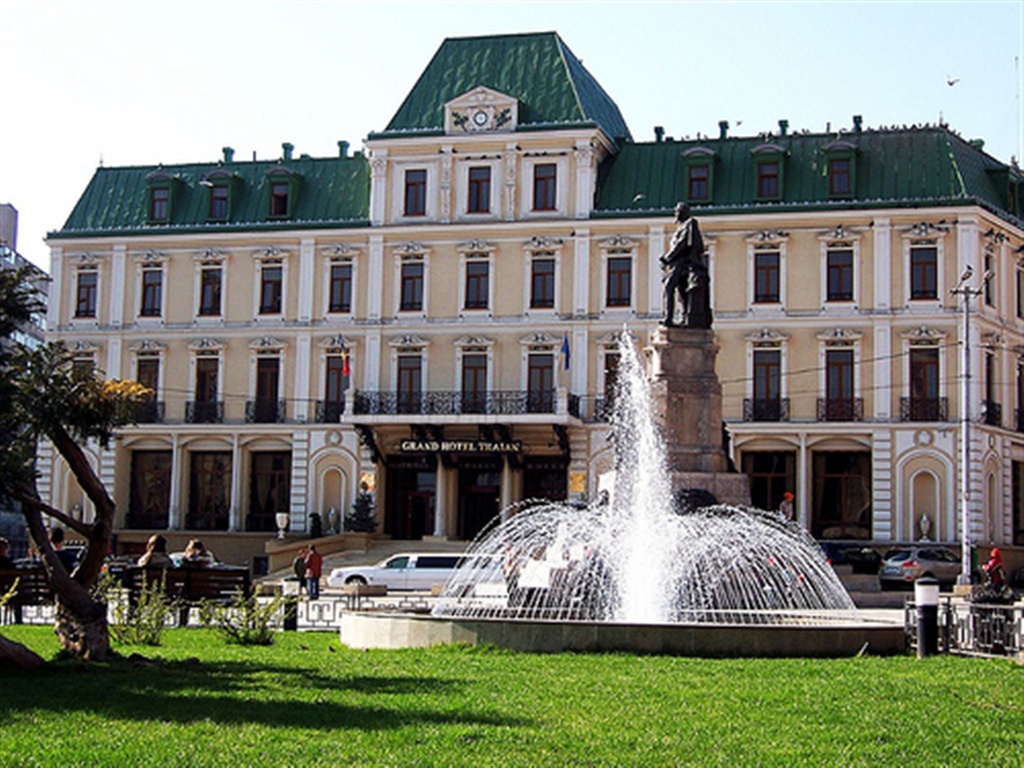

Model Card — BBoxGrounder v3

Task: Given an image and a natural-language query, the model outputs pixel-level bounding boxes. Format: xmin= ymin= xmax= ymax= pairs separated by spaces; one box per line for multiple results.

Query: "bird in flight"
xmin=946 ymin=75 xmax=960 ymax=86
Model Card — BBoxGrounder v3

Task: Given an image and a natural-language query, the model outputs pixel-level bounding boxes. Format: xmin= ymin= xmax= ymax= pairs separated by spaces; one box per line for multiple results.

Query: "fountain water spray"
xmin=434 ymin=335 xmax=857 ymax=625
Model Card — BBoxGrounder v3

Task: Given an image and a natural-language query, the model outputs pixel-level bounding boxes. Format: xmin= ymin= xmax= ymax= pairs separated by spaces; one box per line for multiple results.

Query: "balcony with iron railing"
xmin=132 ymin=398 xmax=165 ymax=424
xmin=816 ymin=397 xmax=863 ymax=422
xmin=742 ymin=398 xmax=790 ymax=422
xmin=246 ymin=399 xmax=287 ymax=424
xmin=315 ymin=399 xmax=346 ymax=423
xmin=353 ymin=390 xmax=558 ymax=417
xmin=982 ymin=400 xmax=1002 ymax=428
xmin=185 ymin=400 xmax=224 ymax=424
xmin=899 ymin=397 xmax=948 ymax=422
xmin=568 ymin=395 xmax=613 ymax=423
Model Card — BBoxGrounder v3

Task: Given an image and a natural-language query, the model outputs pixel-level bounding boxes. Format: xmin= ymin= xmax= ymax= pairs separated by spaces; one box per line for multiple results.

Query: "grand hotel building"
xmin=42 ymin=32 xmax=1024 ymax=566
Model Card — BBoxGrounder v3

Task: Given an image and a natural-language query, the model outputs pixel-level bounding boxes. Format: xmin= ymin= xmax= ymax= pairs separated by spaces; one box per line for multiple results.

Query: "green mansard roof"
xmin=594 ymin=124 xmax=1023 ymax=225
xmin=52 ymin=154 xmax=370 ymax=238
xmin=377 ymin=32 xmax=632 ymax=142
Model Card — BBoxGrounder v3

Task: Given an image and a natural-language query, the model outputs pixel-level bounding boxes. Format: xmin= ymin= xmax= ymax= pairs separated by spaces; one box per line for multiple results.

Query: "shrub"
xmin=108 ymin=573 xmax=177 ymax=646
xmin=204 ymin=590 xmax=284 ymax=646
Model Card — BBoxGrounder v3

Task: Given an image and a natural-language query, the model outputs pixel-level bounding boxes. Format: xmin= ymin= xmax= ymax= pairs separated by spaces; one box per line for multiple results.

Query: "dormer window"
xmin=757 ymin=162 xmax=780 ymax=199
xmin=149 ymin=188 xmax=169 ymax=222
xmin=688 ymin=164 xmax=710 ymax=201
xmin=264 ymin=166 xmax=301 ymax=220
xmin=270 ymin=183 xmax=290 ymax=217
xmin=751 ymin=144 xmax=786 ymax=201
xmin=829 ymin=158 xmax=851 ymax=197
xmin=210 ymin=185 xmax=229 ymax=220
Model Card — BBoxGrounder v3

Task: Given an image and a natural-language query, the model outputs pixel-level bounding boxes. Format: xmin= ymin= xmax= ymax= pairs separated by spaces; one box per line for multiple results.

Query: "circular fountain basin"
xmin=340 ymin=610 xmax=906 ymax=657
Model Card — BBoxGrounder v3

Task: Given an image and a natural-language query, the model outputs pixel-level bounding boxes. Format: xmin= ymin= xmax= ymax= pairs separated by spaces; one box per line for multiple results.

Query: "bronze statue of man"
xmin=660 ymin=202 xmax=712 ymax=329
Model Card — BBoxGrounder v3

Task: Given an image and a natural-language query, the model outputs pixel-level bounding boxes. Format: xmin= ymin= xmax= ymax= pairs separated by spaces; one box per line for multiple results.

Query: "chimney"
xmin=282 ymin=142 xmax=294 ymax=161
xmin=654 ymin=126 xmax=665 ymax=143
xmin=778 ymin=119 xmax=789 ymax=136
xmin=222 ymin=146 xmax=235 ymax=163
xmin=718 ymin=120 xmax=729 ymax=139
xmin=852 ymin=115 xmax=863 ymax=133
xmin=338 ymin=140 xmax=350 ymax=158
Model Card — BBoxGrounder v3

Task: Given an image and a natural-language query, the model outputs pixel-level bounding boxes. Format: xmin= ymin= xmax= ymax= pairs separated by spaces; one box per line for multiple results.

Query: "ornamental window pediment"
xmin=519 ymin=332 xmax=560 ymax=348
xmin=900 ymin=326 xmax=946 ymax=344
xmin=445 ymin=86 xmax=518 ymax=134
xmin=249 ymin=336 xmax=286 ymax=351
xmin=188 ymin=337 xmax=225 ymax=352
xmin=388 ymin=335 xmax=430 ymax=349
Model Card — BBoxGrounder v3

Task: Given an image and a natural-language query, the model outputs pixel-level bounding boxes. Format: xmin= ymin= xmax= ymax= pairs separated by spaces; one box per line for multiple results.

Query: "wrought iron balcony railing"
xmin=982 ymin=400 xmax=1002 ymax=428
xmin=743 ymin=397 xmax=790 ymax=422
xmin=315 ymin=399 xmax=346 ymax=423
xmin=246 ymin=399 xmax=287 ymax=424
xmin=132 ymin=398 xmax=165 ymax=424
xmin=899 ymin=396 xmax=948 ymax=422
xmin=816 ymin=397 xmax=864 ymax=422
xmin=353 ymin=390 xmax=556 ymax=416
xmin=568 ymin=395 xmax=613 ymax=423
xmin=186 ymin=400 xmax=224 ymax=424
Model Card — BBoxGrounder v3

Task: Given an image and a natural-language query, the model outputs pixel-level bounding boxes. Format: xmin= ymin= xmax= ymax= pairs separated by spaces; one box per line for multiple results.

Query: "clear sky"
xmin=1 ymin=0 xmax=1020 ymax=270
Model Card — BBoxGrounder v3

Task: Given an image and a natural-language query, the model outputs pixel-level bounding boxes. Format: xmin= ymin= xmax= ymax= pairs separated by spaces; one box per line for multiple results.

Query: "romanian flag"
xmin=561 ymin=332 xmax=570 ymax=371
xmin=341 ymin=347 xmax=351 ymax=377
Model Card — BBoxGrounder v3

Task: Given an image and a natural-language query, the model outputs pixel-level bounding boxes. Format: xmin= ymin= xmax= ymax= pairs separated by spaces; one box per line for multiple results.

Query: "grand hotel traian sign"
xmin=399 ymin=439 xmax=522 ymax=454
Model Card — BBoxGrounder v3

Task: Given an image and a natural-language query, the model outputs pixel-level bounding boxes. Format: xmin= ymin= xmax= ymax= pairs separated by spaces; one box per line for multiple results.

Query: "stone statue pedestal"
xmin=648 ymin=327 xmax=750 ymax=506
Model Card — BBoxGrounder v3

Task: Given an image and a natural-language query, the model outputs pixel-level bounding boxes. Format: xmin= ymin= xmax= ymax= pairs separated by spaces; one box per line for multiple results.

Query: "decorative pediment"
xmin=253 ymin=246 xmax=288 ymax=261
xmin=320 ymin=243 xmax=361 ymax=259
xmin=454 ymin=335 xmax=495 ymax=348
xmin=900 ymin=326 xmax=946 ymax=344
xmin=822 ymin=137 xmax=858 ymax=152
xmin=393 ymin=242 xmax=428 ymax=257
xmin=319 ymin=334 xmax=356 ymax=350
xmin=744 ymin=328 xmax=789 ymax=344
xmin=249 ymin=336 xmax=286 ymax=351
xmin=819 ymin=224 xmax=858 ymax=242
xmin=746 ymin=230 xmax=789 ymax=245
xmin=902 ymin=221 xmax=949 ymax=238
xmin=750 ymin=142 xmax=788 ymax=156
xmin=682 ymin=146 xmax=717 ymax=159
xmin=519 ymin=332 xmax=561 ymax=347
xmin=128 ymin=340 xmax=166 ymax=352
xmin=457 ymin=239 xmax=494 ymax=254
xmin=193 ymin=248 xmax=228 ymax=263
xmin=599 ymin=235 xmax=637 ymax=250
xmin=445 ymin=86 xmax=518 ymax=134
xmin=524 ymin=236 xmax=564 ymax=252
xmin=596 ymin=330 xmax=635 ymax=347
xmin=66 ymin=251 xmax=106 ymax=265
xmin=188 ymin=337 xmax=225 ymax=351
xmin=71 ymin=340 xmax=101 ymax=353
xmin=388 ymin=335 xmax=430 ymax=349
xmin=816 ymin=327 xmax=863 ymax=344
xmin=132 ymin=249 xmax=167 ymax=264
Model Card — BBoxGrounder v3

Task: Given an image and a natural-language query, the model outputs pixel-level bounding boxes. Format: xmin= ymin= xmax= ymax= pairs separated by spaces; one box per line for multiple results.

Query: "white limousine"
xmin=326 ymin=553 xmax=467 ymax=591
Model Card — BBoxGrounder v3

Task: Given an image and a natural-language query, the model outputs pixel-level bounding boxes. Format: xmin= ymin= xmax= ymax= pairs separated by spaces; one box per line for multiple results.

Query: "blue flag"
xmin=561 ymin=332 xmax=570 ymax=370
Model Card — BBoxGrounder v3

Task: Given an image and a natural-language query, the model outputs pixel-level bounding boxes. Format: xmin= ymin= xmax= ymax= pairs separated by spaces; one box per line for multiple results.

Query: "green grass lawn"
xmin=1 ymin=626 xmax=1021 ymax=767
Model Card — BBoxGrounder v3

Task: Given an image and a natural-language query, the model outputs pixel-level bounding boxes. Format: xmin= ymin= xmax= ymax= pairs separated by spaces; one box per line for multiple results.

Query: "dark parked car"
xmin=820 ymin=542 xmax=882 ymax=574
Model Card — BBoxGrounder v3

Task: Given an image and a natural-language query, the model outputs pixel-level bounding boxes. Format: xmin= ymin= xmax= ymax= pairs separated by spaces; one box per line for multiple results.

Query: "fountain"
xmin=341 ymin=208 xmax=903 ymax=654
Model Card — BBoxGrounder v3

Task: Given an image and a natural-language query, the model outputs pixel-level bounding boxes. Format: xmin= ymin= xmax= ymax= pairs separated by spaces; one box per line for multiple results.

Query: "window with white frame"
xmin=139 ymin=263 xmax=164 ymax=318
xmin=329 ymin=261 xmax=353 ymax=313
xmin=75 ymin=265 xmax=99 ymax=318
xmin=463 ymin=256 xmax=490 ymax=310
xmin=754 ymin=248 xmax=781 ymax=303
xmin=909 ymin=242 xmax=938 ymax=300
xmin=825 ymin=244 xmax=855 ymax=302
xmin=521 ymin=157 xmax=567 ymax=217
xmin=604 ymin=248 xmax=633 ymax=309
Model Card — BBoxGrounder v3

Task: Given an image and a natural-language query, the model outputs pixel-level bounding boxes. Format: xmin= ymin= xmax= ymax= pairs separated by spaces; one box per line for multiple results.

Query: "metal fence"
xmin=904 ymin=597 xmax=1023 ymax=657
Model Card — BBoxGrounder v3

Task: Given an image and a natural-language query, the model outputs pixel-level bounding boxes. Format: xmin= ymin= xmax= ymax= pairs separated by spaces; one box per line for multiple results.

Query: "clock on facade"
xmin=472 ymin=110 xmax=489 ymax=127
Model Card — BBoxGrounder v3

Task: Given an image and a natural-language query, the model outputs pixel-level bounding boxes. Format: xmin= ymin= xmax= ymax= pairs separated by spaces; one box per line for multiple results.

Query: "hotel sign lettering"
xmin=399 ymin=439 xmax=522 ymax=454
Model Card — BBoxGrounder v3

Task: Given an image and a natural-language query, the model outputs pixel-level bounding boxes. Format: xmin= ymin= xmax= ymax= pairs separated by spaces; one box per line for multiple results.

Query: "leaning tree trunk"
xmin=53 ymin=594 xmax=110 ymax=661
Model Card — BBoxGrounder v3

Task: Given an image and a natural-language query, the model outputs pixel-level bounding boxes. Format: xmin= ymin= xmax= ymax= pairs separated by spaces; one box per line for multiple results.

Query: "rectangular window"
xmin=530 ymin=257 xmax=555 ymax=309
xmin=140 ymin=267 xmax=163 ymax=317
xmin=533 ymin=163 xmax=557 ymax=211
xmin=270 ymin=183 xmax=290 ymax=217
xmin=400 ymin=261 xmax=424 ymax=312
xmin=209 ymin=186 xmax=229 ymax=220
xmin=907 ymin=347 xmax=941 ymax=420
xmin=329 ymin=263 xmax=352 ymax=313
xmin=135 ymin=355 xmax=161 ymax=422
xmin=829 ymin=158 xmax=851 ymax=197
xmin=324 ymin=354 xmax=348 ymax=416
xmin=811 ymin=451 xmax=872 ymax=540
xmin=199 ymin=266 xmax=222 ymax=316
xmin=742 ymin=451 xmax=796 ymax=513
xmin=826 ymin=248 xmax=854 ymax=301
xmin=128 ymin=451 xmax=171 ymax=530
xmin=606 ymin=255 xmax=632 ymax=307
xmin=754 ymin=251 xmax=780 ymax=303
xmin=757 ymin=162 xmax=779 ymax=199
xmin=196 ymin=356 xmax=218 ymax=403
xmin=687 ymin=164 xmax=709 ymax=201
xmin=248 ymin=452 xmax=291 ymax=532
xmin=187 ymin=451 xmax=231 ymax=531
xmin=72 ymin=355 xmax=95 ymax=378
xmin=822 ymin=348 xmax=858 ymax=421
xmin=464 ymin=260 xmax=489 ymax=310
xmin=397 ymin=355 xmax=422 ymax=414
xmin=75 ymin=268 xmax=98 ymax=318
xmin=150 ymin=187 xmax=169 ymax=222
xmin=753 ymin=349 xmax=781 ymax=403
xmin=984 ymin=251 xmax=995 ymax=307
xmin=259 ymin=264 xmax=283 ymax=314
xmin=527 ymin=353 xmax=555 ymax=413
xmin=1017 ymin=270 xmax=1024 ymax=319
xmin=910 ymin=245 xmax=938 ymax=299
xmin=461 ymin=353 xmax=488 ymax=413
xmin=404 ymin=169 xmax=426 ymax=216
xmin=250 ymin=357 xmax=281 ymax=423
xmin=467 ymin=167 xmax=491 ymax=213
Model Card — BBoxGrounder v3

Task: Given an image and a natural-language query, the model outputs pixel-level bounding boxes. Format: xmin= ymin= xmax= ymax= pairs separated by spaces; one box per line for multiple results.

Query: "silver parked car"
xmin=879 ymin=546 xmax=962 ymax=589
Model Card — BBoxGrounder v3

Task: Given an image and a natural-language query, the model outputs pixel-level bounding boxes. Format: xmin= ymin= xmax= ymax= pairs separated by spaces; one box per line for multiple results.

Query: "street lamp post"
xmin=950 ymin=267 xmax=992 ymax=586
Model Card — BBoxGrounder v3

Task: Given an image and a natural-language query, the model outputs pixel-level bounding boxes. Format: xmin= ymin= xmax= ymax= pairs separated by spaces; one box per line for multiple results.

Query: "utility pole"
xmin=950 ymin=266 xmax=992 ymax=586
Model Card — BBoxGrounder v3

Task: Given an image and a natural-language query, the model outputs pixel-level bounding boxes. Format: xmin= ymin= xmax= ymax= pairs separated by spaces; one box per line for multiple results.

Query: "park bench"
xmin=124 ymin=565 xmax=251 ymax=626
xmin=0 ymin=566 xmax=54 ymax=624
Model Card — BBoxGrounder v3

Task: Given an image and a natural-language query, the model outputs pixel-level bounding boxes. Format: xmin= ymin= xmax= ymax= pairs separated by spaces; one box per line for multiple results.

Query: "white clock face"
xmin=473 ymin=110 xmax=489 ymax=127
